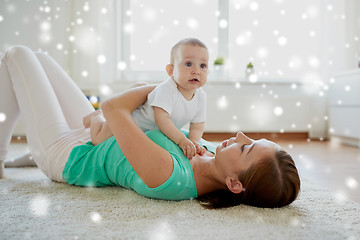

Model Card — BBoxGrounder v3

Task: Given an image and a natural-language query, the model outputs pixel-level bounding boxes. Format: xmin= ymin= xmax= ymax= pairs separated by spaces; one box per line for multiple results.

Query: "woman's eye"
xmin=185 ymin=62 xmax=192 ymax=67
xmin=241 ymin=144 xmax=246 ymax=152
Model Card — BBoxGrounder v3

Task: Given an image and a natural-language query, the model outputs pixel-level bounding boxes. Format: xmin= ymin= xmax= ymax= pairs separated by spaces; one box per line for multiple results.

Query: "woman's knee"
xmin=4 ymin=45 xmax=33 ymax=61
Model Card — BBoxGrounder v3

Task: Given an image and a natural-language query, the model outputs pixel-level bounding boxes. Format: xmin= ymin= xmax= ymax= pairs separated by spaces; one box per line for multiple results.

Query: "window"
xmin=119 ymin=0 xmax=218 ymax=81
xmin=228 ymin=0 xmax=323 ymax=80
xmin=117 ymin=0 xmax=345 ymax=82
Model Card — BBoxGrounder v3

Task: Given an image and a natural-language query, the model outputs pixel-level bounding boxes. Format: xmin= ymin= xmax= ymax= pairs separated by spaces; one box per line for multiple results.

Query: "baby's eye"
xmin=185 ymin=62 xmax=192 ymax=67
xmin=200 ymin=63 xmax=207 ymax=69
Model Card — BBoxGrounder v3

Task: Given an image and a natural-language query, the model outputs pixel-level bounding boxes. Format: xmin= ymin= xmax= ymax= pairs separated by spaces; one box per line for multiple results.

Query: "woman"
xmin=0 ymin=46 xmax=300 ymax=209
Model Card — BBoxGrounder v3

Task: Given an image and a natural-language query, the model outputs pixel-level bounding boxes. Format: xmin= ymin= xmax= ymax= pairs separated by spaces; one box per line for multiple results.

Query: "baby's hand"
xmin=178 ymin=138 xmax=196 ymax=160
xmin=193 ymin=142 xmax=206 ymax=156
xmin=83 ymin=110 xmax=103 ymax=128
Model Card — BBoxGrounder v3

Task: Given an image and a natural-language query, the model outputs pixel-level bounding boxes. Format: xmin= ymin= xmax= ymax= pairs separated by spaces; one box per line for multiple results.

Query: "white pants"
xmin=0 ymin=46 xmax=94 ymax=182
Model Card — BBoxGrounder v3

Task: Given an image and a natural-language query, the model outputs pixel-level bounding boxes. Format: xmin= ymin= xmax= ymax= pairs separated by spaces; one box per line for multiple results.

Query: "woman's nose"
xmin=235 ymin=132 xmax=253 ymax=144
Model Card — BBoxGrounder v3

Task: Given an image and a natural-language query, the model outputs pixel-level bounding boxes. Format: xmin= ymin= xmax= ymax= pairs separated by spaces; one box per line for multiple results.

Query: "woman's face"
xmin=215 ymin=132 xmax=279 ymax=178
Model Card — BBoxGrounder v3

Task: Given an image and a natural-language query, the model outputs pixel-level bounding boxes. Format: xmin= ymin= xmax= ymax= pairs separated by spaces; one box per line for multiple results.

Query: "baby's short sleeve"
xmin=147 ymin=79 xmax=177 ymax=115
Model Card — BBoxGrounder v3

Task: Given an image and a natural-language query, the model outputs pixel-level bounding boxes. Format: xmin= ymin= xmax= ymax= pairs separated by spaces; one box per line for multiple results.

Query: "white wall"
xmin=0 ymin=1 xmax=71 ymax=70
xmin=79 ymin=79 xmax=327 ymax=139
xmin=0 ymin=1 xmax=72 ymax=135
xmin=0 ymin=0 xmax=358 ymax=139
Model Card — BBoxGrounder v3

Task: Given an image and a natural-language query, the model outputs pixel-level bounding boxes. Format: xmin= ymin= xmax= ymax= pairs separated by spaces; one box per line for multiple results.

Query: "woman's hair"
xmin=170 ymin=38 xmax=208 ymax=64
xmin=198 ymin=149 xmax=300 ymax=209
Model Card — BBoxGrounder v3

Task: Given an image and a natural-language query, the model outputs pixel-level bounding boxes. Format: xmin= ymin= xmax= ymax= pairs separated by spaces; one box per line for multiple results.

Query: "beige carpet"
xmin=1 ymin=167 xmax=359 ymax=240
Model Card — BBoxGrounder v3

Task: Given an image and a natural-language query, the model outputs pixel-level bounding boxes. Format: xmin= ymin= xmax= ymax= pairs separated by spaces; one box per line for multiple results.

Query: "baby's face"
xmin=171 ymin=44 xmax=209 ymax=93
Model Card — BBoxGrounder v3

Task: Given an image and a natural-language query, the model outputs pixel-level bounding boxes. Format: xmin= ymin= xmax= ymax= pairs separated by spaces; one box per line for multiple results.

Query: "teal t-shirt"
xmin=62 ymin=130 xmax=217 ymax=201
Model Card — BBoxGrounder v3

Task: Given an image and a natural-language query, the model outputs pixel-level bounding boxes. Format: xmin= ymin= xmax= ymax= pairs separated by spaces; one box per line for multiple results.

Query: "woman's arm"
xmin=83 ymin=83 xmax=152 ymax=146
xmin=101 ymin=85 xmax=174 ymax=188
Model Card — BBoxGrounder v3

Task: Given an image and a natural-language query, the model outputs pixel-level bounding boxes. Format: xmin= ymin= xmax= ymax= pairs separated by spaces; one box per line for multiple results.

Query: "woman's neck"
xmin=190 ymin=154 xmax=226 ymax=196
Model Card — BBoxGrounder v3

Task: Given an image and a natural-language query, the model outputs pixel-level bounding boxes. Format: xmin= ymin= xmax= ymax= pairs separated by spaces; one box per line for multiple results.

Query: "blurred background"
xmin=1 ymin=0 xmax=360 ymax=145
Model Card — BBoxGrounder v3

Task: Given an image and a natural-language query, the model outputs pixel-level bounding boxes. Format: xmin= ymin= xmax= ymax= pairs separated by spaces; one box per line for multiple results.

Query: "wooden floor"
xmin=278 ymin=139 xmax=360 ymax=204
xmin=9 ymin=133 xmax=360 ymax=203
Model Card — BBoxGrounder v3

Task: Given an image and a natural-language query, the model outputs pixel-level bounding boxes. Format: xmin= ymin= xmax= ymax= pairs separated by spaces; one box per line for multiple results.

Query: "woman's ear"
xmin=225 ymin=177 xmax=243 ymax=194
xmin=166 ymin=64 xmax=174 ymax=76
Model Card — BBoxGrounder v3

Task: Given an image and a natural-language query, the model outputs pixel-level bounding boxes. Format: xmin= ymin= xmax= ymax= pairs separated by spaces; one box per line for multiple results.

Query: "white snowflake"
xmin=40 ymin=21 xmax=51 ymax=31
xmin=83 ymin=3 xmax=90 ymax=12
xmin=219 ymin=19 xmax=228 ymax=28
xmin=345 ymin=177 xmax=358 ymax=190
xmin=117 ymin=61 xmax=127 ymax=71
xmin=217 ymin=96 xmax=228 ymax=109
xmin=256 ymin=47 xmax=268 ymax=58
xmin=273 ymin=106 xmax=283 ymax=116
xmin=97 ymin=55 xmax=106 ymax=64
xmin=143 ymin=8 xmax=156 ymax=21
xmin=56 ymin=43 xmax=63 ymax=50
xmin=187 ymin=18 xmax=199 ymax=29
xmin=308 ymin=56 xmax=320 ymax=68
xmin=29 ymin=195 xmax=50 ymax=216
xmin=248 ymin=74 xmax=258 ymax=83
xmin=0 ymin=113 xmax=6 ymax=122
xmin=81 ymin=71 xmax=88 ymax=77
xmin=123 ymin=23 xmax=134 ymax=33
xmin=99 ymin=84 xmax=112 ymax=96
xmin=249 ymin=2 xmax=259 ymax=11
xmin=278 ymin=36 xmax=287 ymax=46
xmin=90 ymin=212 xmax=102 ymax=223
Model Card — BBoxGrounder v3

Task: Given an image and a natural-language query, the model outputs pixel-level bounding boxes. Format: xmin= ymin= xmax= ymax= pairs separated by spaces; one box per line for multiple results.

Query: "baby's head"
xmin=169 ymin=38 xmax=208 ymax=65
xmin=166 ymin=38 xmax=209 ymax=96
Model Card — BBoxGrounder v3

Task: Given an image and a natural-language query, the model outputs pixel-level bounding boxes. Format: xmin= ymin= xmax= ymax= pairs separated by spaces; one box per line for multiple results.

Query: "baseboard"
xmin=202 ymin=132 xmax=309 ymax=142
xmin=12 ymin=132 xmax=310 ymax=143
xmin=11 ymin=136 xmax=27 ymax=143
xmin=330 ymin=135 xmax=360 ymax=148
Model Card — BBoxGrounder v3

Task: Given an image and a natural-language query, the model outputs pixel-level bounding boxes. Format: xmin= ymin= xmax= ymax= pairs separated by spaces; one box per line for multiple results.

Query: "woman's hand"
xmin=83 ymin=109 xmax=112 ymax=145
xmin=83 ymin=109 xmax=103 ymax=128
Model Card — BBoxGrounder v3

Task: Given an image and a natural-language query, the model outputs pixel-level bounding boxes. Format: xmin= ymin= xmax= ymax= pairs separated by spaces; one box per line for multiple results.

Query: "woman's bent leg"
xmin=35 ymin=52 xmax=95 ymax=129
xmin=1 ymin=51 xmax=94 ymax=172
xmin=0 ymin=59 xmax=20 ymax=178
xmin=0 ymin=46 xmax=87 ymax=181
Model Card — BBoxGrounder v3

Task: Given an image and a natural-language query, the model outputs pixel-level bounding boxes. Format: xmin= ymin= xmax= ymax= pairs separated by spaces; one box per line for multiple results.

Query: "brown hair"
xmin=170 ymin=38 xmax=208 ymax=64
xmin=198 ymin=149 xmax=300 ymax=209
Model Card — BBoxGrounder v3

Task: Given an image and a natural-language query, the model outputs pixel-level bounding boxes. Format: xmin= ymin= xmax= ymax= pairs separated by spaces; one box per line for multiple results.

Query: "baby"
xmin=85 ymin=38 xmax=209 ymax=160
xmin=132 ymin=38 xmax=209 ymax=159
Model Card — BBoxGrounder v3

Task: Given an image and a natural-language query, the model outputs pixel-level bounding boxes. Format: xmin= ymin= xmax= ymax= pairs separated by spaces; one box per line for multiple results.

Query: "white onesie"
xmin=132 ymin=78 xmax=206 ymax=132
